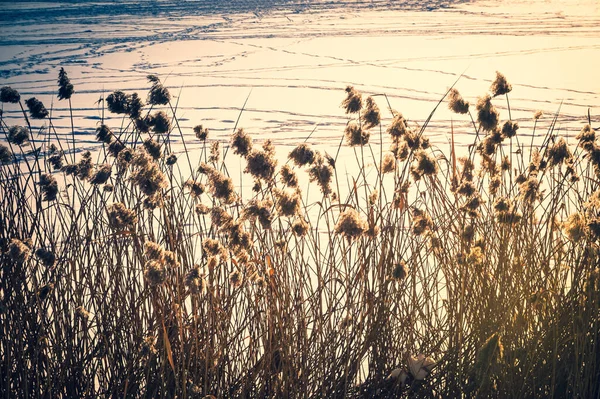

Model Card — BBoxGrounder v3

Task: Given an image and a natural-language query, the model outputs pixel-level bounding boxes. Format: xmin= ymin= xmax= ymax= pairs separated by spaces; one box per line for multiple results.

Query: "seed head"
xmin=381 ymin=152 xmax=396 ymax=174
xmin=148 ymin=111 xmax=171 ymax=134
xmin=361 ymin=96 xmax=381 ymax=129
xmin=548 ymin=137 xmax=571 ymax=167
xmin=166 ymin=154 xmax=177 ymax=165
xmin=229 ymin=268 xmax=244 ymax=289
xmin=25 ymin=97 xmax=49 ymax=119
xmin=211 ymin=207 xmax=233 ymax=229
xmin=209 ymin=141 xmax=221 ymax=164
xmin=501 ymin=120 xmax=519 ymax=139
xmin=476 ymin=94 xmax=499 ymax=132
xmin=519 ymin=176 xmax=540 ymax=203
xmin=107 ymin=202 xmax=137 ymax=231
xmin=308 ymin=152 xmax=333 ymax=195
xmin=490 ymin=71 xmax=512 ymax=97
xmin=231 ymin=128 xmax=253 ymax=157
xmin=194 ymin=125 xmax=209 ymax=141
xmin=292 ymin=217 xmax=309 ymax=236
xmin=195 ymin=203 xmax=210 ymax=215
xmin=534 ymin=110 xmax=543 ymax=120
xmin=411 ymin=150 xmax=438 ymax=181
xmin=144 ymin=260 xmax=166 ymax=286
xmin=8 ymin=126 xmax=29 ymax=146
xmin=242 ymin=198 xmax=273 ymax=229
xmin=206 ymin=168 xmax=236 ymax=204
xmin=57 ymin=67 xmax=74 ymax=100
xmin=106 ymin=91 xmax=129 ymax=114
xmin=75 ymin=306 xmax=90 ymax=321
xmin=274 ymin=188 xmax=301 ymax=217
xmin=342 ymin=85 xmax=362 ymax=114
xmin=0 ymin=144 xmax=13 ymax=164
xmin=411 ymin=208 xmax=433 ymax=236
xmin=144 ymin=241 xmax=164 ymax=261
xmin=245 ymin=148 xmax=277 ymax=181
xmin=387 ymin=113 xmax=408 ymax=138
xmin=39 ymin=173 xmax=58 ymax=201
xmin=185 ymin=265 xmax=206 ymax=295
xmin=77 ymin=151 xmax=93 ymax=181
xmin=90 ymin=164 xmax=112 ymax=185
xmin=7 ymin=238 xmax=31 ymax=264
xmin=95 ymin=124 xmax=112 ymax=144
xmin=280 ymin=164 xmax=298 ymax=187
xmin=184 ymin=179 xmax=205 ymax=198
xmin=564 ymin=212 xmax=586 ymax=242
xmin=289 ymin=143 xmax=315 ymax=167
xmin=344 ymin=122 xmax=370 ymax=146
xmin=447 ymin=88 xmax=470 ymax=114
xmin=202 ymin=238 xmax=228 ymax=260
xmin=335 ymin=208 xmax=367 ymax=241
xmin=147 ymin=77 xmax=171 ymax=105
xmin=392 ymin=261 xmax=408 ymax=280
xmin=108 ymin=140 xmax=125 ymax=158
xmin=0 ymin=86 xmax=20 ymax=103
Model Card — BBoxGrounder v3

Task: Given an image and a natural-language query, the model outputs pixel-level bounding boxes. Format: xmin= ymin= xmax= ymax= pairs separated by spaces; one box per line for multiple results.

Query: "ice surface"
xmin=0 ymin=0 xmax=599 ymax=158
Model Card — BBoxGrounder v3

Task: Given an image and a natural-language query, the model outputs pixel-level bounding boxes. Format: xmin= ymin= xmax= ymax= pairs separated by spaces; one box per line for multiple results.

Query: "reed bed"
xmin=0 ymin=70 xmax=599 ymax=398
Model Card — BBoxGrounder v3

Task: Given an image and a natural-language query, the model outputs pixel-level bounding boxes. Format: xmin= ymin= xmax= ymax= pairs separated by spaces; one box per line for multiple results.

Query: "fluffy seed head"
xmin=57 ymin=67 xmax=74 ymax=100
xmin=564 ymin=212 xmax=586 ymax=242
xmin=0 ymin=144 xmax=13 ymax=164
xmin=335 ymin=208 xmax=367 ymax=240
xmin=280 ymin=164 xmax=298 ymax=187
xmin=194 ymin=125 xmax=209 ymax=141
xmin=476 ymin=94 xmax=499 ymax=132
xmin=106 ymin=91 xmax=129 ymax=114
xmin=289 ymin=144 xmax=315 ymax=167
xmin=490 ymin=71 xmax=512 ymax=97
xmin=107 ymin=203 xmax=137 ymax=231
xmin=38 ymin=173 xmax=59 ymax=201
xmin=308 ymin=152 xmax=333 ymax=195
xmin=447 ymin=88 xmax=469 ymax=114
xmin=90 ymin=164 xmax=112 ymax=185
xmin=381 ymin=152 xmax=396 ymax=174
xmin=501 ymin=120 xmax=519 ymax=139
xmin=147 ymin=76 xmax=171 ymax=105
xmin=362 ymin=96 xmax=381 ymax=129
xmin=342 ymin=85 xmax=362 ymax=114
xmin=148 ymin=111 xmax=171 ymax=134
xmin=344 ymin=122 xmax=370 ymax=146
xmin=292 ymin=218 xmax=309 ymax=236
xmin=0 ymin=86 xmax=20 ymax=103
xmin=8 ymin=126 xmax=29 ymax=146
xmin=7 ymin=238 xmax=31 ymax=264
xmin=245 ymin=148 xmax=277 ymax=181
xmin=25 ymin=97 xmax=49 ymax=119
xmin=231 ymin=128 xmax=253 ymax=157
xmin=275 ymin=188 xmax=301 ymax=217
xmin=144 ymin=260 xmax=166 ymax=286
xmin=387 ymin=113 xmax=408 ymax=138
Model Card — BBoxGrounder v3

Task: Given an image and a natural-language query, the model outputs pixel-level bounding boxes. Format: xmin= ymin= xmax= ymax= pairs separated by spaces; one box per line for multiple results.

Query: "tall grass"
xmin=0 ymin=70 xmax=599 ymax=398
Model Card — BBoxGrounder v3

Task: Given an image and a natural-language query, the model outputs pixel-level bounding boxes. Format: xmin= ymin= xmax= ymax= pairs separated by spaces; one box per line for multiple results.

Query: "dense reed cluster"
xmin=0 ymin=70 xmax=599 ymax=398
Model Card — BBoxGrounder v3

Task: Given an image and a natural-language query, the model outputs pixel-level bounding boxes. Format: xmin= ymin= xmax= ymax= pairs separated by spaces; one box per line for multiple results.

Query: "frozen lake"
xmin=1 ymin=0 xmax=599 ymax=157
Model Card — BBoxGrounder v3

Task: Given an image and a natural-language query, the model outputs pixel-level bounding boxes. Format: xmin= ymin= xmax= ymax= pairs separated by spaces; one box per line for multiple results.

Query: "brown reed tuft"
xmin=6 ymin=238 xmax=31 ymax=264
xmin=501 ymin=120 xmax=519 ymax=139
xmin=166 ymin=154 xmax=177 ymax=165
xmin=362 ymin=96 xmax=381 ymax=129
xmin=0 ymin=86 xmax=20 ymax=103
xmin=345 ymin=122 xmax=370 ymax=146
xmin=147 ymin=75 xmax=171 ymax=105
xmin=342 ymin=85 xmax=362 ymax=114
xmin=381 ymin=152 xmax=396 ymax=174
xmin=392 ymin=261 xmax=408 ymax=280
xmin=411 ymin=150 xmax=438 ymax=180
xmin=280 ymin=164 xmax=298 ymax=187
xmin=335 ymin=208 xmax=367 ymax=240
xmin=490 ymin=71 xmax=512 ymax=97
xmin=95 ymin=124 xmax=113 ymax=144
xmin=289 ymin=143 xmax=315 ymax=167
xmin=108 ymin=140 xmax=125 ymax=158
xmin=90 ymin=164 xmax=112 ymax=185
xmin=39 ymin=173 xmax=58 ymax=201
xmin=245 ymin=147 xmax=277 ymax=181
xmin=57 ymin=67 xmax=74 ymax=100
xmin=292 ymin=217 xmax=309 ymax=236
xmin=106 ymin=91 xmax=129 ymax=114
xmin=107 ymin=202 xmax=137 ymax=231
xmin=387 ymin=113 xmax=409 ymax=138
xmin=274 ymin=188 xmax=301 ymax=217
xmin=202 ymin=238 xmax=228 ymax=260
xmin=206 ymin=168 xmax=236 ymax=204
xmin=148 ymin=111 xmax=171 ymax=134
xmin=0 ymin=144 xmax=13 ymax=164
xmin=185 ymin=265 xmax=206 ymax=295
xmin=548 ymin=137 xmax=571 ymax=167
xmin=25 ymin=97 xmax=48 ymax=119
xmin=308 ymin=152 xmax=333 ymax=195
xmin=184 ymin=179 xmax=205 ymax=198
xmin=144 ymin=260 xmax=166 ymax=286
xmin=46 ymin=144 xmax=64 ymax=170
xmin=448 ymin=88 xmax=470 ymax=114
xmin=564 ymin=212 xmax=586 ymax=242
xmin=194 ymin=125 xmax=209 ymax=141
xmin=229 ymin=268 xmax=244 ymax=289
xmin=411 ymin=208 xmax=433 ymax=236
xmin=476 ymin=94 xmax=499 ymax=132
xmin=8 ymin=126 xmax=29 ymax=146
xmin=231 ymin=128 xmax=253 ymax=157
xmin=144 ymin=241 xmax=164 ymax=261
xmin=242 ymin=198 xmax=273 ymax=229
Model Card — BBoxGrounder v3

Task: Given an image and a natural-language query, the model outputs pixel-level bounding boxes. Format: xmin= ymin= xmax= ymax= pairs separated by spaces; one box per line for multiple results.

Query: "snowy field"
xmin=0 ymin=0 xmax=599 ymax=156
